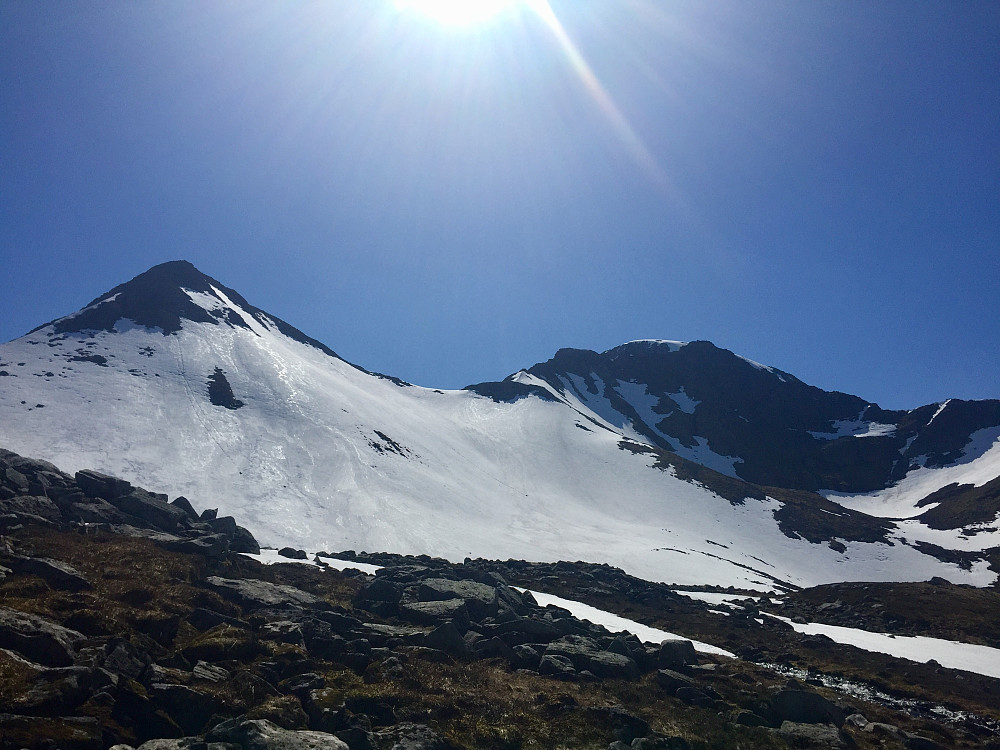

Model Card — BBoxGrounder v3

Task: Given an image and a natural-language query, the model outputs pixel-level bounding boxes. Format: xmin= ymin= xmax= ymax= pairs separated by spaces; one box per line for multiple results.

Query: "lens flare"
xmin=526 ymin=0 xmax=671 ymax=192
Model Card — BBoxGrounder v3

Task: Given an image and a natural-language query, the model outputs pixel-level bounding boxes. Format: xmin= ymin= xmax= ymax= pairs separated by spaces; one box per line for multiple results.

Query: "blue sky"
xmin=2 ymin=1 xmax=998 ymax=409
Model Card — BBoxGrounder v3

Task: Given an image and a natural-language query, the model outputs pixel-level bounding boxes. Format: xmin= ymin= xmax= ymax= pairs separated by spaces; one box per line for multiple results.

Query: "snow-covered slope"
xmin=470 ymin=341 xmax=1000 ymax=498
xmin=1 ymin=262 xmax=997 ymax=590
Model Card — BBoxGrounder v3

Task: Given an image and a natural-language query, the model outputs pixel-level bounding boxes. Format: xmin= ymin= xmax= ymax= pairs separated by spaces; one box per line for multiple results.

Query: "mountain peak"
xmin=34 ymin=260 xmax=239 ymax=337
xmin=27 ymin=260 xmax=352 ymax=366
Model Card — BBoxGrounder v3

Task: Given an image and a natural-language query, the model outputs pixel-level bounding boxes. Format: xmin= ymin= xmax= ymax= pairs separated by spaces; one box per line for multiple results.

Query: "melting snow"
xmin=763 ymin=614 xmax=1000 ymax=680
xmin=522 ymin=589 xmax=734 ymax=656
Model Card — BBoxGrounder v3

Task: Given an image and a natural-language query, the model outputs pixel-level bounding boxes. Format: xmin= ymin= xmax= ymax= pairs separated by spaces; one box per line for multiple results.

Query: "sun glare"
xmin=395 ymin=0 xmax=520 ymax=27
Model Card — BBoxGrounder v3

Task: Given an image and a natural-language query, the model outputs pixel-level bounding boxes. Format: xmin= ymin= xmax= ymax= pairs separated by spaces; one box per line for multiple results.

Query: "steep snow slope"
xmin=0 ymin=263 xmax=995 ymax=589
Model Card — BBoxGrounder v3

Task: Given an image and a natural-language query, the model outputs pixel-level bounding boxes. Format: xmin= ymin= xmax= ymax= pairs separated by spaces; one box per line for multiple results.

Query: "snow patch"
xmin=522 ymin=589 xmax=734 ymax=656
xmin=670 ymin=436 xmax=743 ymax=477
xmin=809 ymin=412 xmax=897 ymax=440
xmin=665 ymin=386 xmax=699 ymax=415
xmin=764 ymin=613 xmax=1000 ymax=680
xmin=828 ymin=427 xmax=1000 ymax=521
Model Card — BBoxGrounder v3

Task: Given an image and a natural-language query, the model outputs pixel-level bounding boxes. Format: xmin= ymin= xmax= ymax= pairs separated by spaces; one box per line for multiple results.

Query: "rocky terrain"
xmin=2 ymin=449 xmax=999 ymax=749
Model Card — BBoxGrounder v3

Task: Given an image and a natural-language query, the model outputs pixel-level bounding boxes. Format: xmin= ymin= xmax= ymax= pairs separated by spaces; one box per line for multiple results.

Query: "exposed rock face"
xmin=468 ymin=340 xmax=1000 ymax=493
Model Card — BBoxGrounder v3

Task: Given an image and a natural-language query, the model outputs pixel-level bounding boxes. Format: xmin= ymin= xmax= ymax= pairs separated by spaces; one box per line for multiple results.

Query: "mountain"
xmin=1 ymin=261 xmax=998 ymax=591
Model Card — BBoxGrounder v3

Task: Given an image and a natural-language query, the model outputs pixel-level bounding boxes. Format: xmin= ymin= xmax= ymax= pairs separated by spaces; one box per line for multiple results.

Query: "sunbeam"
xmin=526 ymin=0 xmax=673 ymax=193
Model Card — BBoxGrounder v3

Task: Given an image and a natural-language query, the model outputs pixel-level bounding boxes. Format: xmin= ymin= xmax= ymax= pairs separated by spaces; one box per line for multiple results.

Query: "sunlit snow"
xmin=764 ymin=614 xmax=1000 ymax=680
xmin=0 ymin=290 xmax=995 ymax=589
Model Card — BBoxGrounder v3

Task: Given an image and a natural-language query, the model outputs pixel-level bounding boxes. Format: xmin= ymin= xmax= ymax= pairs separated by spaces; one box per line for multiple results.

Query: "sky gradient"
xmin=2 ymin=1 xmax=998 ymax=409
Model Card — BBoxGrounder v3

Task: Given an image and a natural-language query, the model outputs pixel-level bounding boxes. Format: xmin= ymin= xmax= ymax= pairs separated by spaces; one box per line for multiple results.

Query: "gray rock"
xmin=538 ymin=653 xmax=577 ymax=678
xmin=193 ymin=660 xmax=231 ymax=682
xmin=545 ymin=635 xmax=639 ymax=680
xmin=169 ymin=495 xmax=200 ymax=520
xmin=205 ymin=576 xmax=330 ymax=610
xmin=232 ymin=524 xmax=261 ymax=554
xmin=423 ymin=621 xmax=470 ymax=658
xmin=655 ymin=669 xmax=694 ymax=692
xmin=9 ymin=555 xmax=92 ymax=590
xmin=0 ymin=494 xmax=62 ymax=522
xmin=261 ymin=620 xmax=306 ymax=646
xmin=0 ymin=605 xmax=85 ymax=666
xmin=399 ymin=599 xmax=470 ymax=629
xmin=109 ymin=488 xmax=190 ymax=531
xmin=418 ymin=578 xmax=498 ymax=619
xmin=510 ymin=643 xmax=541 ymax=670
xmin=104 ymin=640 xmax=151 ymax=681
xmin=161 ymin=533 xmax=231 ymax=557
xmin=771 ymin=689 xmax=846 ymax=727
xmin=208 ymin=718 xmax=349 ymax=749
xmin=776 ymin=720 xmax=846 ymax=748
xmin=75 ymin=469 xmax=132 ymax=500
xmin=278 ymin=547 xmax=308 ymax=560
xmin=20 ymin=665 xmax=93 ymax=713
xmin=733 ymin=709 xmax=770 ymax=727
xmin=374 ymin=722 xmax=453 ymax=750
xmin=657 ymin=639 xmax=697 ymax=670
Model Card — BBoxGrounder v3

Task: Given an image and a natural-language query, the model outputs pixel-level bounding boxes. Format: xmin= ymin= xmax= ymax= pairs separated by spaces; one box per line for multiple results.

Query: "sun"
xmin=395 ymin=0 xmax=522 ymax=27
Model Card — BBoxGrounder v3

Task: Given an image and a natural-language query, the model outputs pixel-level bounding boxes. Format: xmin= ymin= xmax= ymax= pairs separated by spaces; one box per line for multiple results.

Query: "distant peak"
xmin=128 ymin=260 xmax=214 ymax=289
xmin=36 ymin=260 xmax=243 ymax=337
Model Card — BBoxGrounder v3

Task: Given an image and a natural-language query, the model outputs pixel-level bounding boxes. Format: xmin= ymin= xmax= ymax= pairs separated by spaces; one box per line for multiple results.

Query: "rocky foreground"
xmin=1 ymin=449 xmax=997 ymax=749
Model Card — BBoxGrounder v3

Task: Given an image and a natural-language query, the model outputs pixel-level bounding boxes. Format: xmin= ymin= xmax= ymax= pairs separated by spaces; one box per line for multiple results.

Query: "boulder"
xmin=0 ymin=606 xmax=85 ymax=666
xmin=544 ymin=636 xmax=640 ymax=680
xmin=776 ymin=720 xmax=846 ymax=748
xmin=279 ymin=547 xmax=308 ymax=560
xmin=771 ymin=689 xmax=846 ymax=727
xmin=168 ymin=495 xmax=200 ymax=520
xmin=657 ymin=639 xmax=697 ymax=671
xmin=8 ymin=555 xmax=92 ymax=590
xmin=232 ymin=524 xmax=262 ymax=554
xmin=422 ymin=621 xmax=470 ymax=659
xmin=192 ymin=660 xmax=230 ymax=683
xmin=75 ymin=469 xmax=132 ymax=500
xmin=207 ymin=717 xmax=350 ymax=749
xmin=417 ymin=578 xmax=498 ymax=620
xmin=19 ymin=665 xmax=93 ymax=714
xmin=538 ymin=653 xmax=576 ymax=678
xmin=160 ymin=533 xmax=230 ymax=557
xmin=510 ymin=644 xmax=541 ymax=670
xmin=399 ymin=600 xmax=470 ymax=629
xmin=655 ymin=669 xmax=695 ymax=692
xmin=205 ymin=576 xmax=330 ymax=611
xmin=374 ymin=722 xmax=455 ymax=750
xmin=0 ymin=494 xmax=63 ymax=523
xmin=108 ymin=489 xmax=190 ymax=532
